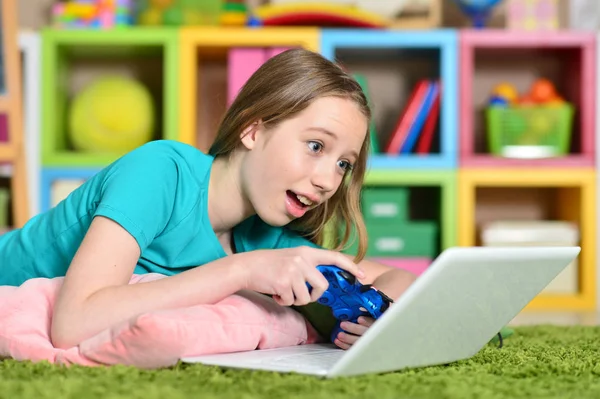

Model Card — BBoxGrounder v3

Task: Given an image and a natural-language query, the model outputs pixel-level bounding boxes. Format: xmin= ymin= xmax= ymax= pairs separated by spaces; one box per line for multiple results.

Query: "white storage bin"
xmin=481 ymin=220 xmax=579 ymax=294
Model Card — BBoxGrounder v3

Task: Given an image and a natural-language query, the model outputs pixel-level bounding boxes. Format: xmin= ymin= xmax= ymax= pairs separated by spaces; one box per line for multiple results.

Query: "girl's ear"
xmin=240 ymin=120 xmax=261 ymax=150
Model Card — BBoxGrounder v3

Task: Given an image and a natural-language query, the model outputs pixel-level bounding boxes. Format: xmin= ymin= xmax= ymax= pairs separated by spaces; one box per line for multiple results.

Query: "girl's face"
xmin=240 ymin=96 xmax=368 ymax=227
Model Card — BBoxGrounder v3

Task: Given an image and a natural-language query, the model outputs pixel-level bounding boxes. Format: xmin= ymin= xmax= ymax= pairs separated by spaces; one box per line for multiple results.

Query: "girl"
xmin=0 ymin=48 xmax=416 ymax=351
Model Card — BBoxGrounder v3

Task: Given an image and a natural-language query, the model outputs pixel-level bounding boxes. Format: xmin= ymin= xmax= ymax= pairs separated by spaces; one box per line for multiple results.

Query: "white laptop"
xmin=181 ymin=246 xmax=581 ymax=378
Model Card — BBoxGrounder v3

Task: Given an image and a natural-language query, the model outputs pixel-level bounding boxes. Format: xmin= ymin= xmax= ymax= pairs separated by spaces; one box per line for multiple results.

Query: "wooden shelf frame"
xmin=458 ymin=168 xmax=597 ymax=310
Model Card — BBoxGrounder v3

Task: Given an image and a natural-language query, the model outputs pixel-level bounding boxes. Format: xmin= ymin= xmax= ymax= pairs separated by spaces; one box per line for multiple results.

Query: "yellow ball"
xmin=69 ymin=76 xmax=155 ymax=154
xmin=492 ymin=83 xmax=519 ymax=103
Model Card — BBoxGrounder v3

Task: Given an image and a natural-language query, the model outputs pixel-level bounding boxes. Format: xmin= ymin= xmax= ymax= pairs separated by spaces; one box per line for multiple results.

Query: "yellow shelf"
xmin=0 ymin=143 xmax=15 ymax=162
xmin=178 ymin=27 xmax=320 ymax=151
xmin=458 ymin=168 xmax=597 ymax=310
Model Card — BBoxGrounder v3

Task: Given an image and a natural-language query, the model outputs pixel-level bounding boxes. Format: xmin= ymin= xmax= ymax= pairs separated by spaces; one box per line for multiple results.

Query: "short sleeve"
xmin=93 ymin=143 xmax=179 ymax=252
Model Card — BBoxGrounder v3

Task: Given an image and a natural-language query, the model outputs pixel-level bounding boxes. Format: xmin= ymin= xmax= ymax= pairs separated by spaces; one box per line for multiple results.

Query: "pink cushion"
xmin=0 ymin=273 xmax=321 ymax=368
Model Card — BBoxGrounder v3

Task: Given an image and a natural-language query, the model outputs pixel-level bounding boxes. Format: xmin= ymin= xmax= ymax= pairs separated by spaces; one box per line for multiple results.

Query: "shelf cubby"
xmin=41 ymin=28 xmax=180 ymax=167
xmin=342 ymin=170 xmax=456 ymax=276
xmin=320 ymin=29 xmax=458 ymax=169
xmin=40 ymin=167 xmax=101 ymax=212
xmin=458 ymin=168 xmax=596 ymax=310
xmin=459 ymin=29 xmax=596 ymax=168
xmin=178 ymin=27 xmax=319 ymax=152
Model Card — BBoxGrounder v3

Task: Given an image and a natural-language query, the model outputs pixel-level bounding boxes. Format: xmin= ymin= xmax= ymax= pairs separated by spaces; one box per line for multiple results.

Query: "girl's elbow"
xmin=50 ymin=316 xmax=81 ymax=349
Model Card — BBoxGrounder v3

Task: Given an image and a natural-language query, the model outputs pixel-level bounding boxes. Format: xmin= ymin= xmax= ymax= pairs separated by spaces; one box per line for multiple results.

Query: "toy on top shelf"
xmin=450 ymin=0 xmax=502 ymax=28
xmin=221 ymin=1 xmax=249 ymax=26
xmin=136 ymin=0 xmax=223 ymax=26
xmin=506 ymin=0 xmax=559 ymax=31
xmin=52 ymin=0 xmax=134 ymax=29
xmin=251 ymin=2 xmax=389 ymax=28
xmin=485 ymin=79 xmax=574 ymax=159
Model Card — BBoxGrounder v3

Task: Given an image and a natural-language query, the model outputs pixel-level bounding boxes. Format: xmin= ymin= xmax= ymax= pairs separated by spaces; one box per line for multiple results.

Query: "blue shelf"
xmin=40 ymin=167 xmax=101 ymax=212
xmin=320 ymin=29 xmax=459 ymax=170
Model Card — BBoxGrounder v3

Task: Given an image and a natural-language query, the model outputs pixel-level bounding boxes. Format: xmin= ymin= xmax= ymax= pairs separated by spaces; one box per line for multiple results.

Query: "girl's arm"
xmin=51 ymin=216 xmax=248 ymax=349
xmin=353 ymin=256 xmax=418 ymax=300
xmin=52 ymin=216 xmax=364 ymax=349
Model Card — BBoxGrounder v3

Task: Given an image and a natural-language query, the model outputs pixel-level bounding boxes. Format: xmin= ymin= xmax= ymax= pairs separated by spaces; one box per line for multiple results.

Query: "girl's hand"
xmin=333 ymin=316 xmax=375 ymax=350
xmin=240 ymin=246 xmax=366 ymax=307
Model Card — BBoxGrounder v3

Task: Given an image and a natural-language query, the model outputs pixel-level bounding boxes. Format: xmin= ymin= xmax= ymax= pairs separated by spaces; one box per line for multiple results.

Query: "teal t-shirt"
xmin=0 ymin=140 xmax=336 ymax=339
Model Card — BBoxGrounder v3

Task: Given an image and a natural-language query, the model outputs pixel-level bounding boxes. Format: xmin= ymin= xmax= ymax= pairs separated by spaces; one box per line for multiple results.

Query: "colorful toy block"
xmin=52 ymin=0 xmax=135 ymax=29
xmin=41 ymin=28 xmax=179 ymax=167
xmin=320 ymin=29 xmax=458 ymax=169
xmin=458 ymin=168 xmax=597 ymax=310
xmin=459 ymin=29 xmax=596 ymax=168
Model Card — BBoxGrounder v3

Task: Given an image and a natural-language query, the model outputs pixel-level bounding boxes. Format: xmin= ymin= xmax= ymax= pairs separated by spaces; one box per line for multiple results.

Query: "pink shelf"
xmin=462 ymin=154 xmax=594 ymax=168
xmin=459 ymin=29 xmax=596 ymax=168
xmin=370 ymin=257 xmax=431 ymax=276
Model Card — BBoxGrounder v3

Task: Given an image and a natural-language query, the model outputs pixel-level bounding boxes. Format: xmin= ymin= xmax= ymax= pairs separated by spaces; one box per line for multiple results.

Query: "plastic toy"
xmin=251 ymin=2 xmax=389 ymax=28
xmin=507 ymin=0 xmax=559 ymax=31
xmin=136 ymin=0 xmax=222 ymax=26
xmin=488 ymin=78 xmax=565 ymax=107
xmin=491 ymin=82 xmax=519 ymax=104
xmin=307 ymin=265 xmax=394 ymax=343
xmin=221 ymin=2 xmax=248 ymax=26
xmin=450 ymin=0 xmax=503 ymax=28
xmin=52 ymin=0 xmax=134 ymax=29
xmin=486 ymin=78 xmax=573 ymax=158
xmin=68 ymin=76 xmax=155 ymax=154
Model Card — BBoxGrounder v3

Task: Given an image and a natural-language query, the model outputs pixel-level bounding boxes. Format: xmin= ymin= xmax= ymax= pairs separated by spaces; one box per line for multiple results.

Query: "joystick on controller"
xmin=307 ymin=265 xmax=394 ymax=343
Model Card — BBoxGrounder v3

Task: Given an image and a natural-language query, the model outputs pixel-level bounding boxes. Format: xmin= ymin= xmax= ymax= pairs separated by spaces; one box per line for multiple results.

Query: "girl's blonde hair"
xmin=209 ymin=48 xmax=371 ymax=263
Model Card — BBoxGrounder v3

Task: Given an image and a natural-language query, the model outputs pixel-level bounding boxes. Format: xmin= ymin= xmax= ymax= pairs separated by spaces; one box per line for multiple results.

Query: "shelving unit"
xmin=363 ymin=169 xmax=457 ymax=251
xmin=178 ymin=27 xmax=319 ymax=152
xmin=458 ymin=169 xmax=596 ymax=310
xmin=27 ymin=25 xmax=598 ymax=311
xmin=0 ymin=0 xmax=29 ymax=229
xmin=459 ymin=29 xmax=596 ymax=168
xmin=41 ymin=28 xmax=179 ymax=167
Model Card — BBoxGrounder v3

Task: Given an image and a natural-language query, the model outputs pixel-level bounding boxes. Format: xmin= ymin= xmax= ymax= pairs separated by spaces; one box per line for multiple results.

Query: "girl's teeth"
xmin=296 ymin=194 xmax=313 ymax=206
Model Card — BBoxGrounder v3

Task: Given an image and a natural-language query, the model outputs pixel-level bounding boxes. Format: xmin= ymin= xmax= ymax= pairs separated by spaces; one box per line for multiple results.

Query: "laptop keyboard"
xmin=259 ymin=349 xmax=345 ymax=369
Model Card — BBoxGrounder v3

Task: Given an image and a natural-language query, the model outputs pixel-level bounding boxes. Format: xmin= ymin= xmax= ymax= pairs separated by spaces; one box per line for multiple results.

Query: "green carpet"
xmin=2 ymin=325 xmax=600 ymax=399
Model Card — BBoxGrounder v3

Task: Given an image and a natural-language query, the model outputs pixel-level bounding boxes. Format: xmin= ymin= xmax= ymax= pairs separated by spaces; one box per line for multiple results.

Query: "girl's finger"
xmin=337 ymin=330 xmax=360 ymax=346
xmin=357 ymin=316 xmax=375 ymax=327
xmin=340 ymin=321 xmax=368 ymax=336
xmin=334 ymin=338 xmax=351 ymax=350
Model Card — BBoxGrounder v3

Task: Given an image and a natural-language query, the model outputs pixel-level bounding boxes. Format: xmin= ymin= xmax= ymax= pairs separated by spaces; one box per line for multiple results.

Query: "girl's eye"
xmin=308 ymin=141 xmax=323 ymax=153
xmin=337 ymin=160 xmax=353 ymax=172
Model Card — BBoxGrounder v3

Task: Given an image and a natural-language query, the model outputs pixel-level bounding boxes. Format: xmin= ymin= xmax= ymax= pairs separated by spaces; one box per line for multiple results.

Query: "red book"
xmin=384 ymin=80 xmax=429 ymax=154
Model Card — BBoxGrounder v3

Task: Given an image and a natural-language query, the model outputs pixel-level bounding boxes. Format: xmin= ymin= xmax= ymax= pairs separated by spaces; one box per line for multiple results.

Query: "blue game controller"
xmin=307 ymin=265 xmax=394 ymax=343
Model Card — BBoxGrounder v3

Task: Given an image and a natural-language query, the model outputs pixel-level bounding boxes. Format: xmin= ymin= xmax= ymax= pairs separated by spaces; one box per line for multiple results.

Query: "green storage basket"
xmin=486 ymin=104 xmax=574 ymax=158
xmin=0 ymin=188 xmax=9 ymax=228
xmin=362 ymin=187 xmax=409 ymax=224
xmin=344 ymin=221 xmax=438 ymax=258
